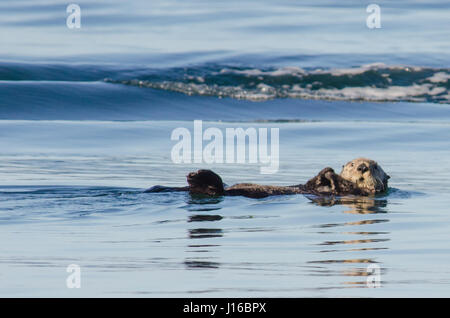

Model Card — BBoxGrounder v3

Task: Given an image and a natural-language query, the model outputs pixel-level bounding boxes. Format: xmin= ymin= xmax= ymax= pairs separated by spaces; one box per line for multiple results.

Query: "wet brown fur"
xmin=146 ymin=158 xmax=390 ymax=199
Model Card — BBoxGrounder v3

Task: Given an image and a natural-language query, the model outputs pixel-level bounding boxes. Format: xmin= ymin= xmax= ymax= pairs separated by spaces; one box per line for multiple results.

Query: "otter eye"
xmin=351 ymin=163 xmax=354 ymax=167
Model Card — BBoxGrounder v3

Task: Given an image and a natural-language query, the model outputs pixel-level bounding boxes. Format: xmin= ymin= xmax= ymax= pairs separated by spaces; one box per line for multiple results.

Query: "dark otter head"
xmin=187 ymin=169 xmax=225 ymax=196
xmin=340 ymin=158 xmax=390 ymax=194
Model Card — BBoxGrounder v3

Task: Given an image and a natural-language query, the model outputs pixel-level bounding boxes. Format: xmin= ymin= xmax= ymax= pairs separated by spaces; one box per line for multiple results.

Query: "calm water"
xmin=0 ymin=0 xmax=449 ymax=297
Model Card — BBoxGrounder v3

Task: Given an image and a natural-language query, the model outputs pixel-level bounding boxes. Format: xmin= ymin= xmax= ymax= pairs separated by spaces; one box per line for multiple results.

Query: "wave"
xmin=105 ymin=63 xmax=450 ymax=103
xmin=1 ymin=61 xmax=449 ymax=103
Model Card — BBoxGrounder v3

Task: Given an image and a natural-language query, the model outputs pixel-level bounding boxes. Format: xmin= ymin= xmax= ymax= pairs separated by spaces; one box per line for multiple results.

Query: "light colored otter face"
xmin=340 ymin=158 xmax=390 ymax=194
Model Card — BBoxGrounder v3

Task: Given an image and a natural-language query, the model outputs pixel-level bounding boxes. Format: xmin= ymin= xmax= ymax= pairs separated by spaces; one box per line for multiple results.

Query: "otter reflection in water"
xmin=146 ymin=158 xmax=390 ymax=199
xmin=309 ymin=196 xmax=388 ymax=214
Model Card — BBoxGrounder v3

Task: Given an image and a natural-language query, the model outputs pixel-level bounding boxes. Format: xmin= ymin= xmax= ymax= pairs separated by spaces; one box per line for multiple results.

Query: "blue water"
xmin=0 ymin=0 xmax=449 ymax=297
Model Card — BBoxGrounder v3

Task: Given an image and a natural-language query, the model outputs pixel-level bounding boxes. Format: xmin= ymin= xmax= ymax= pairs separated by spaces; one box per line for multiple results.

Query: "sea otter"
xmin=145 ymin=158 xmax=390 ymax=199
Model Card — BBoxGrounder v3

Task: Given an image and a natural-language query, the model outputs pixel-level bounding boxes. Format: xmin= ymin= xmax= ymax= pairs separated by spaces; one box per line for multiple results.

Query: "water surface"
xmin=0 ymin=0 xmax=449 ymax=297
xmin=1 ymin=118 xmax=450 ymax=297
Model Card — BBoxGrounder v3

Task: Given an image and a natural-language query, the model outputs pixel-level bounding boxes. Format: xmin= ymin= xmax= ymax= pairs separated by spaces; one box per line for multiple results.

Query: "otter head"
xmin=187 ymin=169 xmax=225 ymax=196
xmin=340 ymin=158 xmax=390 ymax=194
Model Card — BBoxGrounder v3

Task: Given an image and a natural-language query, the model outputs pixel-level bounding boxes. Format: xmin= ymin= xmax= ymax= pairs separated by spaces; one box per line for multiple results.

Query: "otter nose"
xmin=357 ymin=164 xmax=368 ymax=173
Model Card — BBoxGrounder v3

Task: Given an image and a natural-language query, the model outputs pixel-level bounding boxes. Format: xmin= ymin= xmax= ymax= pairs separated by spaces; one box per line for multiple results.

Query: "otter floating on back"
xmin=145 ymin=158 xmax=390 ymax=199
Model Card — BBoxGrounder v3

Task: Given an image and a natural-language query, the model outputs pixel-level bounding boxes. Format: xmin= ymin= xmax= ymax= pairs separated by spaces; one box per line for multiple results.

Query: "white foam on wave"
xmin=219 ymin=66 xmax=306 ymax=77
xmin=426 ymin=72 xmax=450 ymax=83
xmin=137 ymin=81 xmax=449 ymax=103
xmin=292 ymin=84 xmax=447 ymax=102
xmin=324 ymin=63 xmax=388 ymax=76
xmin=219 ymin=63 xmax=427 ymax=77
xmin=106 ymin=64 xmax=450 ymax=104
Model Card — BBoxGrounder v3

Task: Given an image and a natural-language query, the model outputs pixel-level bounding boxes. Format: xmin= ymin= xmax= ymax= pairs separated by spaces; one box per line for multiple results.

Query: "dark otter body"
xmin=145 ymin=167 xmax=369 ymax=199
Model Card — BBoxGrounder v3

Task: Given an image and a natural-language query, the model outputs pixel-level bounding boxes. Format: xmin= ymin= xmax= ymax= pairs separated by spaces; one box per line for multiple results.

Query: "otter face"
xmin=340 ymin=158 xmax=390 ymax=194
